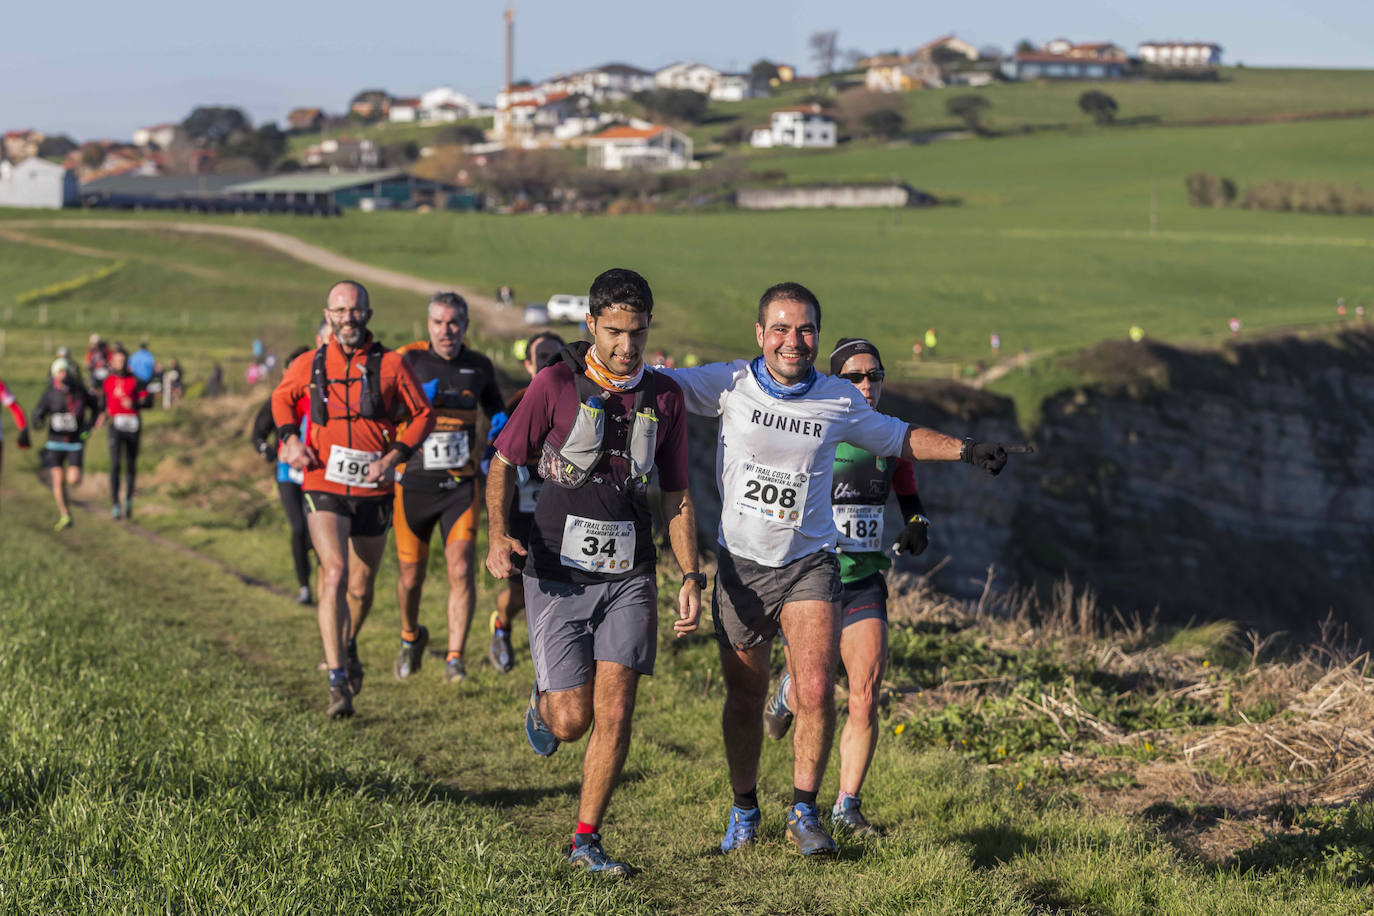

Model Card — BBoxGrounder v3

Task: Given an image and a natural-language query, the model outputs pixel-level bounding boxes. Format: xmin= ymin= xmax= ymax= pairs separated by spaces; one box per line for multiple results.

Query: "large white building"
xmin=0 ymin=158 xmax=78 ymax=209
xmin=750 ymin=105 xmax=837 ymax=149
xmin=709 ymin=73 xmax=766 ymax=102
xmin=132 ymin=123 xmax=176 ymax=149
xmin=654 ymin=61 xmax=722 ymax=94
xmin=543 ymin=64 xmax=656 ymax=102
xmin=586 ymin=124 xmax=692 ymax=171
xmin=1138 ymin=41 xmax=1223 ymax=67
xmin=391 ymin=87 xmax=485 ymax=123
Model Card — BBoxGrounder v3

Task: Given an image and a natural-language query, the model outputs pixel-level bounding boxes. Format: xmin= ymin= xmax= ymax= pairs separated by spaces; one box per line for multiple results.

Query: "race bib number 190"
xmin=324 ymin=445 xmax=381 ymax=488
xmin=734 ymin=461 xmax=809 ymax=528
xmin=833 ymin=504 xmax=884 ymax=552
xmin=422 ymin=430 xmax=469 ymax=470
xmin=559 ymin=515 xmax=635 ymax=575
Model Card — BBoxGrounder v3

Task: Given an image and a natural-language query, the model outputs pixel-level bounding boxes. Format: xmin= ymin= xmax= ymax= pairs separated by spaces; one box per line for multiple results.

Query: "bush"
xmin=632 ymin=89 xmax=709 ymax=124
xmin=1242 ymin=180 xmax=1374 ymax=215
xmin=833 ymin=88 xmax=906 ymax=139
xmin=436 ymin=124 xmax=487 ymax=146
xmin=1185 ymin=173 xmax=1237 ymax=207
xmin=1078 ymin=90 xmax=1118 ymax=126
xmin=946 ymin=94 xmax=992 ymax=133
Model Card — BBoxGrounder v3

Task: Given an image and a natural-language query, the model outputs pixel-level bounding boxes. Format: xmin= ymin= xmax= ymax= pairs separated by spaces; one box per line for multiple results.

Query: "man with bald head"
xmin=273 ymin=280 xmax=435 ymax=718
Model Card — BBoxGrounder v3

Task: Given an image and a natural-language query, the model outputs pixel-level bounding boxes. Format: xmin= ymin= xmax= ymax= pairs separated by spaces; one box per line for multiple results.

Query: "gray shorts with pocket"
xmin=524 ymin=573 xmax=658 ymax=692
xmin=712 ymin=548 xmax=841 ymax=651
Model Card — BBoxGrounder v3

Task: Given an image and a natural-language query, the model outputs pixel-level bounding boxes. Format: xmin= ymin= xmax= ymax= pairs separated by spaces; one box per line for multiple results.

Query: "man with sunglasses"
xmin=762 ymin=337 xmax=929 ymax=837
xmin=660 ymin=283 xmax=1021 ymax=857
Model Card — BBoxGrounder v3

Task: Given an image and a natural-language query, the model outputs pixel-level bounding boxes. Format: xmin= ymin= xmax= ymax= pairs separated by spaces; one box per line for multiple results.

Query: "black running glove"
xmin=891 ymin=514 xmax=930 ymax=556
xmin=17 ymin=428 xmax=30 ymax=449
xmin=960 ymin=438 xmax=1008 ymax=476
xmin=257 ymin=441 xmax=275 ymax=464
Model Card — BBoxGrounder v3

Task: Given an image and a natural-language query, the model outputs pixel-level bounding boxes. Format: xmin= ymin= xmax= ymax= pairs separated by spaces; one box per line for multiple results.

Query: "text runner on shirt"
xmin=659 ymin=281 xmax=1026 ymax=859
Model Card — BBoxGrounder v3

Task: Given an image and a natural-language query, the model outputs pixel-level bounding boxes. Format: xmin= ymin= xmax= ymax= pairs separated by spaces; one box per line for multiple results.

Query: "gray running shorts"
xmin=712 ymin=548 xmax=841 ymax=651
xmin=524 ymin=573 xmax=658 ymax=692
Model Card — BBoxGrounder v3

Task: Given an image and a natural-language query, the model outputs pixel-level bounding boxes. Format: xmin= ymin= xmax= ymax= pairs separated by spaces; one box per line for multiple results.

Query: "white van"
xmin=546 ymin=294 xmax=590 ymax=323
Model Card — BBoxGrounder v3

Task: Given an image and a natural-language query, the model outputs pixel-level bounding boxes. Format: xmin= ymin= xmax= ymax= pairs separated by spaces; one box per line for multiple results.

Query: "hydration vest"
xmin=308 ymin=341 xmax=386 ymax=426
xmin=539 ymin=343 xmax=658 ymax=490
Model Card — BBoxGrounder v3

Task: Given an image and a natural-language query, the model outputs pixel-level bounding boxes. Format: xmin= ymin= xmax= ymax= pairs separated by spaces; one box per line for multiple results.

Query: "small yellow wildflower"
xmin=998 ymin=747 xmax=1007 ymax=757
xmin=1202 ymin=659 xmax=1209 ymax=668
xmin=893 ymin=723 xmax=906 ymax=735
xmin=1015 ymin=780 xmax=1024 ymax=791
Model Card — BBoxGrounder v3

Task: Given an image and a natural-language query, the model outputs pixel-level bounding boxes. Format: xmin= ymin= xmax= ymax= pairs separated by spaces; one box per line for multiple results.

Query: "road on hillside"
xmin=0 ymin=219 xmax=535 ymax=338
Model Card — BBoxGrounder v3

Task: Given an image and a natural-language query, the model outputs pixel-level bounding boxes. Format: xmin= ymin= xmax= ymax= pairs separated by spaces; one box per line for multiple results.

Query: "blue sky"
xmin=3 ymin=0 xmax=1370 ymax=140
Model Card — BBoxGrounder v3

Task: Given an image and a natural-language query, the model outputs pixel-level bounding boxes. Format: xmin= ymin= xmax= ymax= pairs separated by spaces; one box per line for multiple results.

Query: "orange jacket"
xmin=271 ymin=332 xmax=434 ymax=497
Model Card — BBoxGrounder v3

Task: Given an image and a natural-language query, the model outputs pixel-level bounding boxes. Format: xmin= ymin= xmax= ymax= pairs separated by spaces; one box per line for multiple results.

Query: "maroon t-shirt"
xmin=494 ymin=361 xmax=689 ymax=582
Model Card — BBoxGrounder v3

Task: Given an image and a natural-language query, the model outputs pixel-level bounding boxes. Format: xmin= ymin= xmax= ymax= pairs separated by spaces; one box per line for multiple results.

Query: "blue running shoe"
xmin=763 ymin=671 xmax=794 ymax=740
xmin=831 ymin=795 xmax=879 ymax=837
xmin=786 ymin=802 xmax=837 ymax=856
xmin=568 ymin=833 xmax=630 ymax=876
xmin=524 ymin=684 xmax=559 ymax=757
xmin=720 ymin=805 xmax=761 ymax=852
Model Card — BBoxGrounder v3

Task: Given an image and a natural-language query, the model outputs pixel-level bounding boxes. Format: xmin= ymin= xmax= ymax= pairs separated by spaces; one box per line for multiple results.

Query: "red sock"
xmin=575 ymin=821 xmax=598 ymax=837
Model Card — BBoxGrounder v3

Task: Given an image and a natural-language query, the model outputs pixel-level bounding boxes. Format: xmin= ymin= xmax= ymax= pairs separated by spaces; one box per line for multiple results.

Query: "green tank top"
xmin=831 ymin=442 xmax=896 ymax=584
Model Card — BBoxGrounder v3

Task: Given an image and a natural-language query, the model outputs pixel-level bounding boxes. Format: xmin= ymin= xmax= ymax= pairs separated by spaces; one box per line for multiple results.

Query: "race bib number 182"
xmin=324 ymin=445 xmax=381 ymax=488
xmin=559 ymin=515 xmax=635 ymax=575
xmin=733 ymin=461 xmax=809 ymax=528
xmin=833 ymin=503 xmax=884 ymax=552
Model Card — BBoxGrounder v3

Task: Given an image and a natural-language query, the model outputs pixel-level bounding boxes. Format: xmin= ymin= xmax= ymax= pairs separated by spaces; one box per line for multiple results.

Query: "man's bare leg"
xmin=443 ymin=537 xmax=476 ymax=657
xmin=778 ymin=599 xmax=841 ymax=794
xmin=345 ymin=532 xmax=387 ymax=641
xmin=306 ymin=511 xmax=352 ymax=670
xmin=396 ymin=556 xmax=427 ymax=637
xmin=577 ymin=662 xmax=639 ymax=829
xmin=718 ymin=641 xmax=771 ymax=796
xmin=50 ymin=466 xmax=69 ymax=517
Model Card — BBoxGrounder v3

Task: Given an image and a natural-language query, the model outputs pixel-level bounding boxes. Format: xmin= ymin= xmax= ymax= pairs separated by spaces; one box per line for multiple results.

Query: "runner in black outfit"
xmin=252 ymin=346 xmax=315 ymax=603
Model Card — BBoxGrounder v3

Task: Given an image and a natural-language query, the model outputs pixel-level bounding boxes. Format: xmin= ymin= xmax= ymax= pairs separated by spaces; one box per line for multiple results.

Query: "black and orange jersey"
xmin=396 ymin=341 xmax=504 ymax=491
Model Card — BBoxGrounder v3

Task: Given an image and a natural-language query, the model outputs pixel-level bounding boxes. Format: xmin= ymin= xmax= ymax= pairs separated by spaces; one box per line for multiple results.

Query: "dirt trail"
xmin=0 ymin=219 xmax=533 ymax=337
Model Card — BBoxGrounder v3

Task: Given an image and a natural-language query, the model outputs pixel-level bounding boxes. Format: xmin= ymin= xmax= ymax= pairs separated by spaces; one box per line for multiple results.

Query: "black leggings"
xmin=109 ymin=430 xmax=140 ymax=504
xmin=277 ymin=479 xmax=315 ymax=588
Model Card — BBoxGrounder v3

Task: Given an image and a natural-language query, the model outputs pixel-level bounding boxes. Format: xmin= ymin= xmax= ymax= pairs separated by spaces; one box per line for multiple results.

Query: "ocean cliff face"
xmin=682 ymin=330 xmax=1374 ymax=637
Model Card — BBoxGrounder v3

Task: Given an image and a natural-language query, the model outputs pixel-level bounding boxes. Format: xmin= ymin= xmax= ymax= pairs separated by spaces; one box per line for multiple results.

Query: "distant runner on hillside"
xmin=31 ymin=358 xmax=99 ymax=531
xmin=99 ymin=345 xmax=154 ymax=520
xmin=272 ymin=281 xmax=434 ymax=718
xmin=0 ymin=377 xmax=31 ymax=512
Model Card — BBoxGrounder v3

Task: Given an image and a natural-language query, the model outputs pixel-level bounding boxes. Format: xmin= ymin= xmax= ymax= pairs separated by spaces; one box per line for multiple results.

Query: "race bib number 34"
xmin=833 ymin=504 xmax=884 ymax=552
xmin=734 ymin=461 xmax=809 ymax=528
xmin=324 ymin=445 xmax=381 ymax=488
xmin=559 ymin=516 xmax=636 ymax=575
xmin=422 ymin=430 xmax=469 ymax=470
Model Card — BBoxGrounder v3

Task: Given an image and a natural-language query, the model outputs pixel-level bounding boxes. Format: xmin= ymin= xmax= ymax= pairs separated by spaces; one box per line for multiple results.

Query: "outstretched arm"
xmin=484 ymin=455 xmax=526 ymax=579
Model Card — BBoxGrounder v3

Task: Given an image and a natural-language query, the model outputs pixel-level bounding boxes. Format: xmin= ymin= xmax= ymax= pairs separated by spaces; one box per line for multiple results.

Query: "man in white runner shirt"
xmin=661 ymin=282 xmax=1023 ymax=857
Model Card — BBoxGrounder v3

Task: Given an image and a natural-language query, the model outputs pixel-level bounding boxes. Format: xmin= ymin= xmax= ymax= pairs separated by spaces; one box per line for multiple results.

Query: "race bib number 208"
xmin=733 ymin=461 xmax=809 ymax=529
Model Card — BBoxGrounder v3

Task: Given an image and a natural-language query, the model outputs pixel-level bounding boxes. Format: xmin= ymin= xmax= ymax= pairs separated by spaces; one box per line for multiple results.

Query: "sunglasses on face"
xmin=838 ymin=369 xmax=885 ymax=383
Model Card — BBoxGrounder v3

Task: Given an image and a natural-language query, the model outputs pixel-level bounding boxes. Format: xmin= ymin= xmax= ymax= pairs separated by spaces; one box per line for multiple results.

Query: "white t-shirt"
xmin=662 ymin=361 xmax=908 ymax=567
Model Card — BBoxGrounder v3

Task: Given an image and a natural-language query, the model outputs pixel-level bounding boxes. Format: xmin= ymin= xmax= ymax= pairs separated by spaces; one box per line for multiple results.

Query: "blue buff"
xmin=487 ymin=410 xmax=509 ymax=442
xmin=750 ymin=356 xmax=817 ymax=400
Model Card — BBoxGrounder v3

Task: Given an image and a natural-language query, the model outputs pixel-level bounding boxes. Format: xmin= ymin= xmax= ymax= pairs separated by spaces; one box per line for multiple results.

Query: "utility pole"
xmin=503 ymin=3 xmax=515 ymax=145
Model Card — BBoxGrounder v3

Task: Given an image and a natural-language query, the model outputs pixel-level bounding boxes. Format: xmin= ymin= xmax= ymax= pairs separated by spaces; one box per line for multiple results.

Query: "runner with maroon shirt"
xmin=486 ymin=330 xmax=564 ymax=672
xmin=100 ymin=346 xmax=153 ymax=520
xmin=485 ymin=268 xmax=701 ymax=877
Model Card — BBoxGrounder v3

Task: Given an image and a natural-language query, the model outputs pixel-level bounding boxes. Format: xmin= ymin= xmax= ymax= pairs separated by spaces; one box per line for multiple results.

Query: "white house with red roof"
xmin=750 ymin=104 xmax=837 ymax=149
xmin=132 ymin=123 xmax=176 ymax=149
xmin=586 ymin=123 xmax=692 ymax=171
xmin=1138 ymin=41 xmax=1222 ymax=67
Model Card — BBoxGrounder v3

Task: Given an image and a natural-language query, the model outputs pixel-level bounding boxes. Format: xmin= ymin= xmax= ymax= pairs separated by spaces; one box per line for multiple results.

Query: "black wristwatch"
xmin=683 ymin=572 xmax=707 ymax=587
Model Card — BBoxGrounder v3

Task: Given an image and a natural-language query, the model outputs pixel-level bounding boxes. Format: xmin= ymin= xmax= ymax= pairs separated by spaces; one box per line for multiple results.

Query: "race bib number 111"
xmin=734 ymin=461 xmax=809 ymax=529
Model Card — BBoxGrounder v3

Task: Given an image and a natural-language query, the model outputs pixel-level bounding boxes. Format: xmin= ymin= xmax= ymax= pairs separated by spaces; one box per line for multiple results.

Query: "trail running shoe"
xmin=831 ymin=796 xmax=878 ymax=837
xmin=110 ymin=504 xmax=122 ymax=520
xmin=763 ymin=671 xmax=794 ymax=740
xmin=720 ymin=805 xmax=761 ymax=852
xmin=489 ymin=612 xmax=514 ymax=672
xmin=326 ymin=684 xmax=354 ymax=719
xmin=524 ymin=684 xmax=559 ymax=757
xmin=122 ymin=499 xmax=133 ymax=521
xmin=394 ymin=625 xmax=429 ymax=680
xmin=296 ymin=586 xmax=313 ymax=605
xmin=568 ymin=833 xmax=630 ymax=877
xmin=54 ymin=514 xmax=73 ymax=531
xmin=786 ymin=803 xmax=838 ymax=856
xmin=347 ymin=657 xmax=364 ymax=697
xmin=445 ymin=656 xmax=467 ymax=683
